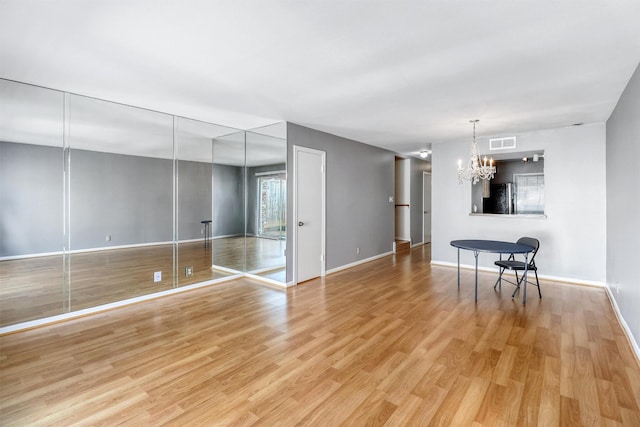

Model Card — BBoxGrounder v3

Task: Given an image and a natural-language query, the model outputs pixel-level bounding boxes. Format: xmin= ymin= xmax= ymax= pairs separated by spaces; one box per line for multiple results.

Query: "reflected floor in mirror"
xmin=213 ymin=236 xmax=286 ymax=281
xmin=0 ymin=237 xmax=286 ymax=327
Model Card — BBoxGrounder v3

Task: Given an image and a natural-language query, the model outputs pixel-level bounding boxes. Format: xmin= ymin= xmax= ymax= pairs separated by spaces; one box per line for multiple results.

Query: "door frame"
xmin=422 ymin=171 xmax=432 ymax=245
xmin=292 ymin=145 xmax=326 ymax=285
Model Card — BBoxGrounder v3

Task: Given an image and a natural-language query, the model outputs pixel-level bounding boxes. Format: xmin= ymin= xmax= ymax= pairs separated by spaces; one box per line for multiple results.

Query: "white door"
xmin=294 ymin=146 xmax=325 ymax=283
xmin=423 ymin=172 xmax=432 ymax=244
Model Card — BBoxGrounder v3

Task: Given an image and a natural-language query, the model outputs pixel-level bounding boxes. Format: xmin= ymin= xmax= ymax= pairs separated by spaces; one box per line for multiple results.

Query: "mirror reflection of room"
xmin=245 ymin=126 xmax=287 ymax=283
xmin=0 ymin=78 xmax=288 ymax=328
xmin=471 ymin=153 xmax=545 ymax=215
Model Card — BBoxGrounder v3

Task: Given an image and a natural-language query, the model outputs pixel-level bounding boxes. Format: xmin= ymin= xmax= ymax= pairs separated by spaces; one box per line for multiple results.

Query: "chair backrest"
xmin=517 ymin=237 xmax=540 ymax=265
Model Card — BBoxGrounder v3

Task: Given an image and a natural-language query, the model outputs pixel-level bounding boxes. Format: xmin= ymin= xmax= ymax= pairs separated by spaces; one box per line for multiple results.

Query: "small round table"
xmin=450 ymin=239 xmax=535 ymax=304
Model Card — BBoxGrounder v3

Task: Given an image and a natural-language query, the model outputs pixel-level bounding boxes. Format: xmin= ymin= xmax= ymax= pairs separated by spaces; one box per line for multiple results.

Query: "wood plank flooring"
xmin=1 ymin=245 xmax=639 ymax=426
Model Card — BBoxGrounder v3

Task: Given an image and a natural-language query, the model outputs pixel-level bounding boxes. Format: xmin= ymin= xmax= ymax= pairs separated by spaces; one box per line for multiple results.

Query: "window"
xmin=257 ymin=172 xmax=286 ymax=239
xmin=514 ymin=173 xmax=544 ymax=214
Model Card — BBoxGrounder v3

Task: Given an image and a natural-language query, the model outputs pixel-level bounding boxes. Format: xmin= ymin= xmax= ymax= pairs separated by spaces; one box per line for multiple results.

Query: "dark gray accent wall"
xmin=212 ymin=163 xmax=244 ymax=237
xmin=606 ymin=62 xmax=640 ymax=347
xmin=0 ymin=142 xmax=63 ymax=256
xmin=410 ymin=158 xmax=430 ymax=245
xmin=70 ymin=149 xmax=173 ymax=249
xmin=178 ymin=160 xmax=212 ymax=240
xmin=2 ymin=143 xmax=246 ymax=255
xmin=246 ymin=164 xmax=286 ymax=236
xmin=286 ymin=123 xmax=395 ymax=282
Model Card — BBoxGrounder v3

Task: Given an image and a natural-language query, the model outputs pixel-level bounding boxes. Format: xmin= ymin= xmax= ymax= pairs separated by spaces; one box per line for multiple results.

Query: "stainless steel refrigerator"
xmin=483 ymin=182 xmax=513 ymax=214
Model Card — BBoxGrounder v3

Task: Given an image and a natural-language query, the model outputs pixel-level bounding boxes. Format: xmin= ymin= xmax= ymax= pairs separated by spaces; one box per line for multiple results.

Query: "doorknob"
xmin=298 ymin=221 xmax=304 ymax=226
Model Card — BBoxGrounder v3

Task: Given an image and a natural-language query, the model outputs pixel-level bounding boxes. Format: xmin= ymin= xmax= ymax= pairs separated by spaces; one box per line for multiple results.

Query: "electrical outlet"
xmin=185 ymin=266 xmax=193 ymax=277
xmin=388 ymin=196 xmax=394 ymax=203
xmin=201 ymin=228 xmax=204 ymax=235
xmin=356 ymin=247 xmax=360 ymax=254
xmin=105 ymin=235 xmax=111 ymax=242
xmin=154 ymin=271 xmax=162 ymax=282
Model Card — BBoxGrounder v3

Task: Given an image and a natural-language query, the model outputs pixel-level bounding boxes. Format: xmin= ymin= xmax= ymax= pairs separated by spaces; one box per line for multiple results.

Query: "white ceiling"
xmin=1 ymin=1 xmax=639 ymax=158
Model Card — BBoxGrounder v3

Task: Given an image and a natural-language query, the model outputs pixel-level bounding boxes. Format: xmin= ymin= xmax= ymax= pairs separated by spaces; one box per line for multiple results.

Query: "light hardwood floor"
xmin=1 ymin=245 xmax=639 ymax=425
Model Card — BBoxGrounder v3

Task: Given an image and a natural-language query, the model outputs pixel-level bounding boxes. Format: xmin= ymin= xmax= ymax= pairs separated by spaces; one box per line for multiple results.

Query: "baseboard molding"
xmin=0 ymin=235 xmax=250 ymax=261
xmin=244 ymin=273 xmax=288 ymax=290
xmin=604 ymin=285 xmax=640 ymax=366
xmin=326 ymin=251 xmax=394 ymax=275
xmin=430 ymin=260 xmax=605 ymax=288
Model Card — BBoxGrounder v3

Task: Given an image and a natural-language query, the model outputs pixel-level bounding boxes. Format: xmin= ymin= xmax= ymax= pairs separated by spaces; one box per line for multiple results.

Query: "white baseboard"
xmin=244 ymin=273 xmax=288 ymax=289
xmin=326 ymin=251 xmax=394 ymax=275
xmin=0 ymin=235 xmax=247 ymax=261
xmin=604 ymin=285 xmax=640 ymax=365
xmin=430 ymin=260 xmax=605 ymax=288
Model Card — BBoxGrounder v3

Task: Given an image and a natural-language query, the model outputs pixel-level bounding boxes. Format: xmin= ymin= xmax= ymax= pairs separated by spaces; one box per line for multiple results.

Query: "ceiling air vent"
xmin=489 ymin=136 xmax=516 ymax=151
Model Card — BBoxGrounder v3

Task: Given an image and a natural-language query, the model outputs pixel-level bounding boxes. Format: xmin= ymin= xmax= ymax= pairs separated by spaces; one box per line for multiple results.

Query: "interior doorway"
xmin=423 ymin=172 xmax=431 ymax=244
xmin=394 ymin=157 xmax=411 ymax=253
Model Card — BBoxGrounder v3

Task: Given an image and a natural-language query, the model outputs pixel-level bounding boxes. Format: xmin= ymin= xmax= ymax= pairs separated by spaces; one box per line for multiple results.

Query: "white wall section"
xmin=432 ymin=123 xmax=607 ymax=284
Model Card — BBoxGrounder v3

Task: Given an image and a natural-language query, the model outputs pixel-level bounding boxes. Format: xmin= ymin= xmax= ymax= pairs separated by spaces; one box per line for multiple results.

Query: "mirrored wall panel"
xmin=211 ymin=131 xmax=247 ymax=273
xmin=67 ymin=94 xmax=175 ymax=310
xmin=176 ymin=118 xmax=243 ymax=286
xmin=0 ymin=80 xmax=65 ymax=325
xmin=0 ymin=78 xmax=287 ymax=328
xmin=246 ymin=123 xmax=287 ymax=283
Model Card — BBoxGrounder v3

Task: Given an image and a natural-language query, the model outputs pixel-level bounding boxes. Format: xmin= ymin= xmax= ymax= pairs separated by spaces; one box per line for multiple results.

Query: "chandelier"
xmin=457 ymin=119 xmax=495 ymax=184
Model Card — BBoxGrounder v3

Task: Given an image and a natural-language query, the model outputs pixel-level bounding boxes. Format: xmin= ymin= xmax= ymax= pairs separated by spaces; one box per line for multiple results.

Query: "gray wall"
xmin=1 ymin=143 xmax=245 ymax=255
xmin=410 ymin=157 xmax=430 ymax=245
xmin=606 ymin=63 xmax=640 ymax=347
xmin=178 ymin=160 xmax=211 ymax=240
xmin=211 ymin=163 xmax=244 ymax=238
xmin=70 ymin=150 xmax=173 ymax=249
xmin=0 ymin=142 xmax=63 ymax=256
xmin=286 ymin=123 xmax=395 ymax=282
xmin=432 ymin=123 xmax=607 ymax=283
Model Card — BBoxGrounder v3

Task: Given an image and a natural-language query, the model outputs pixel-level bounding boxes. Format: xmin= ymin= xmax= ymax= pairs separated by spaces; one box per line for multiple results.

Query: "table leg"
xmin=474 ymin=250 xmax=479 ymax=303
xmin=523 ymin=252 xmax=529 ymax=304
xmin=457 ymin=248 xmax=460 ymax=290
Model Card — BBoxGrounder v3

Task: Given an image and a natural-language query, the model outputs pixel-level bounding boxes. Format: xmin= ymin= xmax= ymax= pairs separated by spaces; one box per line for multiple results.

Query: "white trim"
xmin=326 ymin=251 xmax=394 ymax=275
xmin=244 ymin=273 xmax=288 ymax=289
xmin=211 ymin=264 xmax=242 ymax=275
xmin=255 ymin=170 xmax=286 ymax=177
xmin=604 ymin=285 xmax=640 ymax=365
xmin=411 ymin=242 xmax=424 ymax=248
xmin=292 ymin=145 xmax=326 ymax=285
xmin=430 ymin=260 xmax=606 ymax=287
xmin=422 ymin=171 xmax=431 ymax=246
xmin=0 ymin=235 xmax=244 ymax=261
xmin=247 ymin=265 xmax=286 ymax=275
